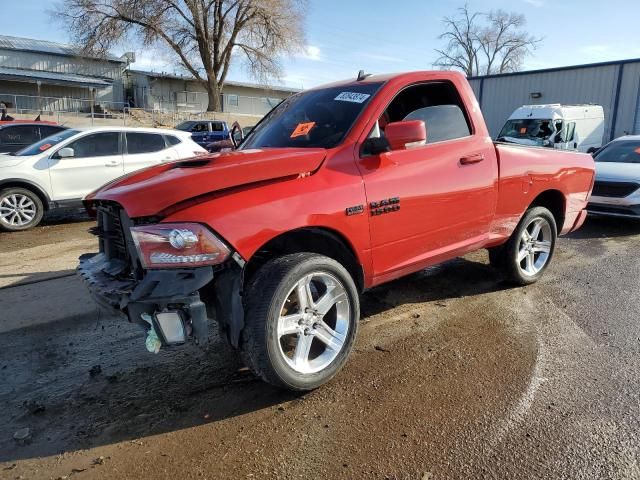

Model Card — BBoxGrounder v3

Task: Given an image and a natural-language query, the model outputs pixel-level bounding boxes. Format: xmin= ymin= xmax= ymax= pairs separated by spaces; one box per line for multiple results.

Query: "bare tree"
xmin=54 ymin=0 xmax=307 ymax=111
xmin=434 ymin=5 xmax=541 ymax=76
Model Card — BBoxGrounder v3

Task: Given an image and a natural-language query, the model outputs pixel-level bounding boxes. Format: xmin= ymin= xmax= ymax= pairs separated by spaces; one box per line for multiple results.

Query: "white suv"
xmin=0 ymin=127 xmax=206 ymax=231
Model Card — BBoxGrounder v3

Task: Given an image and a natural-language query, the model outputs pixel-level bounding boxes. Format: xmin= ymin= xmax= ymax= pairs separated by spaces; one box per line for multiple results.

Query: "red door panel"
xmin=359 ymin=135 xmax=498 ymax=282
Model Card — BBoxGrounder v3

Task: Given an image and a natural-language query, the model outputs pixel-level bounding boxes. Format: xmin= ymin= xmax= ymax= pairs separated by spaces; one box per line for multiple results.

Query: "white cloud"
xmin=297 ymin=45 xmax=323 ymax=62
xmin=126 ymin=49 xmax=175 ymax=72
xmin=524 ymin=0 xmax=545 ymax=7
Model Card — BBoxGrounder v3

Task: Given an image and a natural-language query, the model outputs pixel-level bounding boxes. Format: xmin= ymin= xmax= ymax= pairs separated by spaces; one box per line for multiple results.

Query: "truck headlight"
xmin=131 ymin=223 xmax=231 ymax=268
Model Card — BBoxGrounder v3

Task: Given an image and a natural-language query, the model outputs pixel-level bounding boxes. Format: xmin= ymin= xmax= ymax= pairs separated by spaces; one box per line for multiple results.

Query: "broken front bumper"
xmin=77 ymin=252 xmax=213 ymax=345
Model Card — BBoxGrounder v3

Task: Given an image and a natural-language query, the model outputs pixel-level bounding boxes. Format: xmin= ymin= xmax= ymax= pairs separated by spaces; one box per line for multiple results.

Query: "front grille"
xmin=592 ymin=181 xmax=640 ymax=198
xmin=93 ymin=202 xmax=128 ymax=262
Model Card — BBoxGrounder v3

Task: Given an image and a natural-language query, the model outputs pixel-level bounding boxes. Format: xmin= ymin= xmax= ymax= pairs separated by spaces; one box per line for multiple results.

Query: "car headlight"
xmin=130 ymin=223 xmax=231 ymax=269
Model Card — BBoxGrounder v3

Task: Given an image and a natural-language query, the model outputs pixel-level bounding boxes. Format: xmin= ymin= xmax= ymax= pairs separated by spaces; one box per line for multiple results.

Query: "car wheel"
xmin=0 ymin=187 xmax=44 ymax=232
xmin=489 ymin=206 xmax=557 ymax=285
xmin=241 ymin=252 xmax=360 ymax=391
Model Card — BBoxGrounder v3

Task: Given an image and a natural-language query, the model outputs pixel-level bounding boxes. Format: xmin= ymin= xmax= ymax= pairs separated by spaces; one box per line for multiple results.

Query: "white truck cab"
xmin=498 ymin=104 xmax=605 ymax=153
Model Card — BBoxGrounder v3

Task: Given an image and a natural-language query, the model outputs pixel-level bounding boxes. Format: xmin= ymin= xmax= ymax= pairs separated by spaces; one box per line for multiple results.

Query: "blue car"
xmin=175 ymin=120 xmax=229 ymax=148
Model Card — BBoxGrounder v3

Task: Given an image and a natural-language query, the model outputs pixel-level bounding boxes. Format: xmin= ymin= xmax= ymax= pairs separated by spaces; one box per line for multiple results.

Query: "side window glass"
xmin=0 ymin=125 xmax=39 ymax=145
xmin=166 ymin=135 xmax=181 ymax=146
xmin=192 ymin=123 xmax=208 ymax=132
xmin=372 ymin=81 xmax=472 ymax=143
xmin=126 ymin=133 xmax=166 ymax=154
xmin=40 ymin=126 xmax=65 ymax=138
xmin=66 ymin=132 xmax=120 ymax=158
xmin=566 ymin=122 xmax=576 ymax=142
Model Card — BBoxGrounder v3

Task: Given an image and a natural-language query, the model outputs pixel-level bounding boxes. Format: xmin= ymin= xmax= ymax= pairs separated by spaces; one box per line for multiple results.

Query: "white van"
xmin=497 ymin=104 xmax=605 ymax=153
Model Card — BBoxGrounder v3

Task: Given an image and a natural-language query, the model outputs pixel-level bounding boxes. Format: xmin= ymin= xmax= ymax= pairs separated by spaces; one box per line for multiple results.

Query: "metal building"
xmin=0 ymin=34 xmax=129 ymax=113
xmin=124 ymin=70 xmax=299 ymax=116
xmin=468 ymin=58 xmax=640 ymax=143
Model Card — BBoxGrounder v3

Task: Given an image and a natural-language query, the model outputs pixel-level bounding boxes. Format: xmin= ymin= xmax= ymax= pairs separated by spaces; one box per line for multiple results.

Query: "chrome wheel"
xmin=0 ymin=193 xmax=37 ymax=227
xmin=277 ymin=272 xmax=350 ymax=374
xmin=517 ymin=217 xmax=552 ymax=277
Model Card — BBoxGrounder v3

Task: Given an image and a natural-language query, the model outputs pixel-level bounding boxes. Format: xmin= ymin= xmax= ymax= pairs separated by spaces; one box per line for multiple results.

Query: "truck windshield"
xmin=14 ymin=129 xmax=79 ymax=156
xmin=594 ymin=140 xmax=640 ymax=164
xmin=241 ymin=83 xmax=382 ymax=149
xmin=497 ymin=119 xmax=556 ymax=146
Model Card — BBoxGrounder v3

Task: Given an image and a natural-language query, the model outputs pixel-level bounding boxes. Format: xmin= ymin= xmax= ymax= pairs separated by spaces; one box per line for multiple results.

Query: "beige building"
xmin=125 ymin=70 xmax=299 ymax=115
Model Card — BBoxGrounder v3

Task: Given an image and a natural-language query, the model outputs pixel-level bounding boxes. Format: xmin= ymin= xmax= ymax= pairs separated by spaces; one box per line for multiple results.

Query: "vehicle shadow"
xmin=40 ymin=208 xmax=91 ymax=226
xmin=0 ymin=253 xmax=510 ymax=463
xmin=568 ymin=215 xmax=640 ymax=240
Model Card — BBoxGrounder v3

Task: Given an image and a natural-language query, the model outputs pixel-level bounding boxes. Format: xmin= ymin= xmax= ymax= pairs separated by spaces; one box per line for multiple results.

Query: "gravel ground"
xmin=0 ymin=215 xmax=639 ymax=479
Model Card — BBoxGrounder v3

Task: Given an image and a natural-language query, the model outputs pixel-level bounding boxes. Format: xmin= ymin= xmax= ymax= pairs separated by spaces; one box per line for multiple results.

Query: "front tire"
xmin=489 ymin=206 xmax=557 ymax=285
xmin=0 ymin=187 xmax=44 ymax=232
xmin=241 ymin=253 xmax=360 ymax=391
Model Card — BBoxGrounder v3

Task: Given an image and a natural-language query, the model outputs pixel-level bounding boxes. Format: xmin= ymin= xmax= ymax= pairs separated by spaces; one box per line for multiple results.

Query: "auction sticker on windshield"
xmin=334 ymin=92 xmax=371 ymax=103
xmin=291 ymin=122 xmax=316 ymax=138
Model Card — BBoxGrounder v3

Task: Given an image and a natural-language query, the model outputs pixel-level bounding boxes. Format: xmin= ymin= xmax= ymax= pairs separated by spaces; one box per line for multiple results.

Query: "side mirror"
xmin=587 ymin=147 xmax=598 ymax=155
xmin=384 ymin=120 xmax=427 ymax=150
xmin=230 ymin=122 xmax=242 ymax=149
xmin=57 ymin=147 xmax=75 ymax=158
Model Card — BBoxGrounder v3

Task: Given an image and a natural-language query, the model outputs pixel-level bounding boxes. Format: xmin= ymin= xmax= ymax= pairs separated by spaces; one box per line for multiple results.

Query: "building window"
xmin=227 ymin=94 xmax=239 ymax=107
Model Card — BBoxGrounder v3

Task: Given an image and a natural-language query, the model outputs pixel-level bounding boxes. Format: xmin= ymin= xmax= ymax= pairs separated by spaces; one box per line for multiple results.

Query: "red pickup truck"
xmin=78 ymin=71 xmax=594 ymax=391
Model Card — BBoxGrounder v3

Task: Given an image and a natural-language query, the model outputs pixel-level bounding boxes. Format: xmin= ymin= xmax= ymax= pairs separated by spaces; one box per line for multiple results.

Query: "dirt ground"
xmin=0 ymin=215 xmax=639 ymax=479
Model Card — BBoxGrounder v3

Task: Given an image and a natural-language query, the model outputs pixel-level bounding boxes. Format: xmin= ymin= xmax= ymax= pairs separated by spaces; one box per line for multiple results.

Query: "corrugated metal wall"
xmin=470 ymin=60 xmax=640 ymax=143
xmin=0 ymin=49 xmax=124 ymax=103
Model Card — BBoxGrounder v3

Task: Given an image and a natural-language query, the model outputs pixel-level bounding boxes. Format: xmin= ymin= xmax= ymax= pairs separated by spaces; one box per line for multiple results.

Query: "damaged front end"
xmin=77 ymin=201 xmax=244 ymax=351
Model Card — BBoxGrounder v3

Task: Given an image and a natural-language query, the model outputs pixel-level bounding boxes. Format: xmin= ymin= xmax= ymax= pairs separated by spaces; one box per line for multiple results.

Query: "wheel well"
xmin=530 ymin=190 xmax=565 ymax=229
xmin=0 ymin=181 xmax=49 ymax=211
xmin=244 ymin=228 xmax=365 ymax=292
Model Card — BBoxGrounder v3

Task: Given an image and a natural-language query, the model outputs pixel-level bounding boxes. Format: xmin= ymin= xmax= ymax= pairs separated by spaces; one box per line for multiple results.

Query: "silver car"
xmin=588 ymin=135 xmax=640 ymax=218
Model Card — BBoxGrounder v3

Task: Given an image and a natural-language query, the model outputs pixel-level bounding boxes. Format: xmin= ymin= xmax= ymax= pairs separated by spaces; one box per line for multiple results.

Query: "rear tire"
xmin=0 ymin=187 xmax=44 ymax=232
xmin=241 ymin=253 xmax=359 ymax=391
xmin=489 ymin=206 xmax=557 ymax=285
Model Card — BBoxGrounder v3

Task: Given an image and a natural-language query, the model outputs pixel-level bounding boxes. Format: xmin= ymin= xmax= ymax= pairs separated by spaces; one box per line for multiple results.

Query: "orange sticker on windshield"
xmin=519 ymin=127 xmax=527 ymax=134
xmin=39 ymin=143 xmax=52 ymax=151
xmin=290 ymin=122 xmax=315 ymax=138
xmin=635 ymin=147 xmax=640 ymax=154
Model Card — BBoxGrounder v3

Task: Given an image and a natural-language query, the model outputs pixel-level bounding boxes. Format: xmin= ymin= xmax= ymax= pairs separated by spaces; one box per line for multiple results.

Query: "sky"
xmin=3 ymin=0 xmax=640 ymax=89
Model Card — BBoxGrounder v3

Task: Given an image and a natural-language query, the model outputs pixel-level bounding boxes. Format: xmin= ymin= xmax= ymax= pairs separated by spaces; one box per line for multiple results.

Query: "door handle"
xmin=460 ymin=153 xmax=484 ymax=165
xmin=105 ymin=160 xmax=120 ymax=167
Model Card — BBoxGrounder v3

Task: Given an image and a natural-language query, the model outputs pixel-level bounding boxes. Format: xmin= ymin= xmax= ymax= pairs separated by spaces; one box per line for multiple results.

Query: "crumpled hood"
xmin=595 ymin=161 xmax=640 ymax=183
xmin=89 ymin=147 xmax=327 ymax=217
xmin=0 ymin=154 xmax=28 ymax=168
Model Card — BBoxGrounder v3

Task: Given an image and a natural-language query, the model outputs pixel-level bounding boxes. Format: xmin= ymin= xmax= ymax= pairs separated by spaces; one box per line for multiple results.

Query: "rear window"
xmin=126 ymin=132 xmax=167 ymax=154
xmin=0 ymin=125 xmax=39 ymax=145
xmin=595 ymin=140 xmax=640 ymax=164
xmin=166 ymin=135 xmax=182 ymax=146
xmin=39 ymin=125 xmax=66 ymax=138
xmin=210 ymin=122 xmax=225 ymax=132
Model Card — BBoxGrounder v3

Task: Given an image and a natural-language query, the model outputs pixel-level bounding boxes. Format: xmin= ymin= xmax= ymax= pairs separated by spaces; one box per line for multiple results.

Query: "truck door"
xmin=358 ymin=81 xmax=498 ymax=281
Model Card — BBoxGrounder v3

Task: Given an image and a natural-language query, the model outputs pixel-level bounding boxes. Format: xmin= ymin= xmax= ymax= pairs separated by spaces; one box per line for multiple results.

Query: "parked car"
xmin=0 ymin=121 xmax=67 ymax=154
xmin=0 ymin=127 xmax=206 ymax=231
xmin=205 ymin=121 xmax=243 ymax=153
xmin=175 ymin=120 xmax=229 ymax=148
xmin=587 ymin=135 xmax=640 ymax=218
xmin=78 ymin=71 xmax=594 ymax=391
xmin=497 ymin=104 xmax=604 ymax=153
